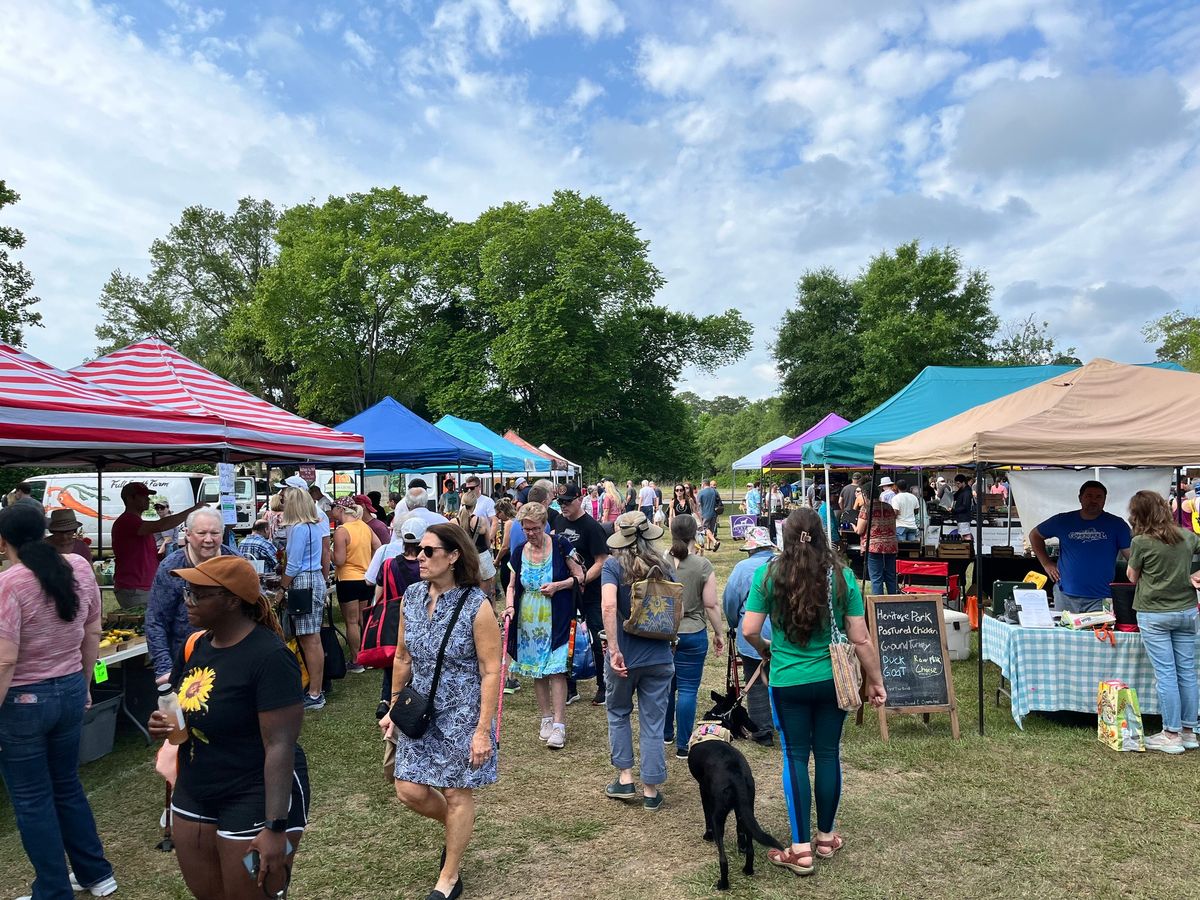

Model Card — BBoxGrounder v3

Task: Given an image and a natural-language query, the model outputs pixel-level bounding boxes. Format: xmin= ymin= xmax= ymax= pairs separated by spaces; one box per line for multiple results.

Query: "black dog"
xmin=687 ymin=733 xmax=783 ymax=891
xmin=703 ymin=688 xmax=760 ymax=739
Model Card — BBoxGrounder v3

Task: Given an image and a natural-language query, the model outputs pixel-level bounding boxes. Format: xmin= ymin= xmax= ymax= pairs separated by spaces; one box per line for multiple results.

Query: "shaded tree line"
xmin=95 ymin=188 xmax=750 ymax=476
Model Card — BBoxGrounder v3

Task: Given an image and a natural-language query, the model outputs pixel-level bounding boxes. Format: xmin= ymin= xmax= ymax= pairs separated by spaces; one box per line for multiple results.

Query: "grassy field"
xmin=1 ymin=540 xmax=1194 ymax=899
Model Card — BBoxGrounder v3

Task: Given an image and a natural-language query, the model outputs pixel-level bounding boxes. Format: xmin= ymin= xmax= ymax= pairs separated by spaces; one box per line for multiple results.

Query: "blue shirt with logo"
xmin=1036 ymin=510 xmax=1131 ymax=599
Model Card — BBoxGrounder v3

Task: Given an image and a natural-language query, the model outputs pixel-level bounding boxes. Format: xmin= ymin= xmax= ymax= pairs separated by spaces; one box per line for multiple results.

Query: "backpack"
xmin=714 ymin=496 xmax=726 ymax=516
xmin=358 ymin=555 xmax=413 ymax=669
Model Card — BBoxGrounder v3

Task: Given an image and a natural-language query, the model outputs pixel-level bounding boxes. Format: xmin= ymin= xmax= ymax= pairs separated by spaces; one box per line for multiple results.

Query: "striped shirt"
xmin=0 ymin=555 xmax=101 ymax=686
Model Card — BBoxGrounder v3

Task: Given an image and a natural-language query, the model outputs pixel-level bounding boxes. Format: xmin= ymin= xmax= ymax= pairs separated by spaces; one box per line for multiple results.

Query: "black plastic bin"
xmin=79 ymin=688 xmax=122 ymax=765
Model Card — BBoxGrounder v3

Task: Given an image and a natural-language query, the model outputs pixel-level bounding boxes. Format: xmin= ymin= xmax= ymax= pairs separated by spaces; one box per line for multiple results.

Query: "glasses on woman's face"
xmin=674 ymin=488 xmax=684 ymax=493
xmin=417 ymin=545 xmax=447 ymax=558
xmin=183 ymin=587 xmax=227 ymax=607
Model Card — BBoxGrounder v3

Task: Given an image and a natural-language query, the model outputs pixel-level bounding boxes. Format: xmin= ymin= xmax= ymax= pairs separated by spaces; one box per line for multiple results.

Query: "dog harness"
xmin=688 ymin=722 xmax=733 ymax=750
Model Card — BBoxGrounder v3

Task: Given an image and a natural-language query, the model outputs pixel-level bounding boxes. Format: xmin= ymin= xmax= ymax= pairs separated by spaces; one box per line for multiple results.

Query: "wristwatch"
xmin=265 ymin=818 xmax=288 ymax=833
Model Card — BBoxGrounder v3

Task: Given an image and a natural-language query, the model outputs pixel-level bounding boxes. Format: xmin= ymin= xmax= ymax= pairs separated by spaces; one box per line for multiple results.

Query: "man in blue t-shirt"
xmin=697 ymin=479 xmax=720 ymax=536
xmin=1030 ymin=480 xmax=1132 ymax=613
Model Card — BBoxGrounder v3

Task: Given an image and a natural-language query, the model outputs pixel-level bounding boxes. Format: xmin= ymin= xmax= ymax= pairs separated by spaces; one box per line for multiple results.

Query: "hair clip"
xmin=797 ymin=530 xmax=812 ymax=543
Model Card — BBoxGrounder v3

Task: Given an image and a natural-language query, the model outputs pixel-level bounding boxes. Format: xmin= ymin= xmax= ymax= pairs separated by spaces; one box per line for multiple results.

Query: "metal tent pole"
xmin=823 ymin=464 xmax=833 ymax=540
xmin=95 ymin=461 xmax=105 ymax=559
xmin=976 ymin=460 xmax=987 ymax=736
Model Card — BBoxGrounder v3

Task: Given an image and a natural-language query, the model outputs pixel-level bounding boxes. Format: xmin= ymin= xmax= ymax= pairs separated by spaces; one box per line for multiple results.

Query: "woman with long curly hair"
xmin=1127 ymin=490 xmax=1200 ymax=754
xmin=741 ymin=507 xmax=885 ymax=876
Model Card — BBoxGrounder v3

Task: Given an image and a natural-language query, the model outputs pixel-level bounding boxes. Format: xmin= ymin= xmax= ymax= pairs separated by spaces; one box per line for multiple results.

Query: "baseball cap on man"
xmin=400 ymin=518 xmax=427 ymax=543
xmin=515 ymin=476 xmax=529 ymax=488
xmin=558 ymin=483 xmax=582 ymax=503
xmin=353 ymin=493 xmax=376 ymax=514
xmin=275 ymin=475 xmax=309 ymax=492
xmin=120 ymin=482 xmax=153 ymax=502
xmin=173 ymin=555 xmax=261 ymax=606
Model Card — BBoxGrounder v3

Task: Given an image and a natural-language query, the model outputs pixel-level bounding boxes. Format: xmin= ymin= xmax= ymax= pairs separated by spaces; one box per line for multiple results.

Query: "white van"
xmin=197 ymin=476 xmax=257 ymax=534
xmin=25 ymin=472 xmax=206 ymax=551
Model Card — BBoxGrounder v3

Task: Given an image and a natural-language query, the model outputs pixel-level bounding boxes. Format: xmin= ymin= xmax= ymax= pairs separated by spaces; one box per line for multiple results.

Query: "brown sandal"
xmin=815 ymin=834 xmax=844 ymax=859
xmin=768 ymin=846 xmax=815 ymax=875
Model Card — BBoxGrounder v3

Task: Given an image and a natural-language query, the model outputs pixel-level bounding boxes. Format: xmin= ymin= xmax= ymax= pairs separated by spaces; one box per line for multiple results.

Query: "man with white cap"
xmin=720 ymin=526 xmax=777 ymax=744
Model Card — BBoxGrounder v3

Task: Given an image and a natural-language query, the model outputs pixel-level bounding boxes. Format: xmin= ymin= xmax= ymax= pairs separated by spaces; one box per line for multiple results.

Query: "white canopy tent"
xmin=731 ymin=435 xmax=793 ymax=471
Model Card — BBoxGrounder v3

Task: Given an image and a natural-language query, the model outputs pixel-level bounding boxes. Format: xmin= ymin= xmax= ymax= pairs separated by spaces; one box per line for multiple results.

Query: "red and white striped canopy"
xmin=0 ymin=343 xmax=229 ymax=466
xmin=71 ymin=338 xmax=364 ymax=464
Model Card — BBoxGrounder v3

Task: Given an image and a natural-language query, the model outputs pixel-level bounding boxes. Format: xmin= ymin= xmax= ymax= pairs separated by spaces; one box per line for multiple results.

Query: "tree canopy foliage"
xmin=991 ymin=314 xmax=1078 ymax=366
xmin=1143 ymin=310 xmax=1200 ymax=373
xmin=775 ymin=241 xmax=1004 ymax=423
xmin=0 ymin=181 xmax=42 ymax=347
xmin=94 ymin=189 xmax=749 ymax=475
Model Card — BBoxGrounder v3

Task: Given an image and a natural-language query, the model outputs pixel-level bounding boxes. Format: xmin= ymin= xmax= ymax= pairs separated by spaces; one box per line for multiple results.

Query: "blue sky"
xmin=2 ymin=0 xmax=1198 ymax=399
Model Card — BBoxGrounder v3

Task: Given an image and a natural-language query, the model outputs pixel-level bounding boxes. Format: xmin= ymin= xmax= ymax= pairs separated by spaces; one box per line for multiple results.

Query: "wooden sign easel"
xmin=865 ymin=593 xmax=960 ymax=740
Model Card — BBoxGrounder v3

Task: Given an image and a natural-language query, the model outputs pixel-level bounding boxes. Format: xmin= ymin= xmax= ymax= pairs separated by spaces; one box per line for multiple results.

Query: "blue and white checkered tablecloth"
xmin=982 ymin=616 xmax=1200 ymax=729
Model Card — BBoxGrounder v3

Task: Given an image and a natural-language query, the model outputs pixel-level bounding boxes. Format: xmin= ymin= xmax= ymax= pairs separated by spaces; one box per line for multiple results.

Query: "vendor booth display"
xmin=874 ymin=359 xmax=1200 ymax=735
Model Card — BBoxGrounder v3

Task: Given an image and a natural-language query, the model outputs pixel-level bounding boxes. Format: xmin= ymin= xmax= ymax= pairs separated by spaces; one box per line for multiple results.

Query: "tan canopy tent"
xmin=875 ymin=359 xmax=1200 ymax=467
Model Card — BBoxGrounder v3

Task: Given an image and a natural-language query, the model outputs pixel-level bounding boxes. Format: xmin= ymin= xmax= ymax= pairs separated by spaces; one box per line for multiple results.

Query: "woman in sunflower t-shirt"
xmin=148 ymin=555 xmax=307 ymax=900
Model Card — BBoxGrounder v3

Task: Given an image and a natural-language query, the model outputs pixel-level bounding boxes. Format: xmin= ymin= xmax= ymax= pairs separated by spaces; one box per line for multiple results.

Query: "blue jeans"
xmin=867 ymin=553 xmax=898 ymax=595
xmin=663 ymin=631 xmax=709 ymax=750
xmin=606 ymin=660 xmax=673 ymax=786
xmin=0 ymin=672 xmax=113 ymax=899
xmin=771 ymin=679 xmax=847 ymax=844
xmin=1137 ymin=607 xmax=1199 ymax=732
xmin=639 ymin=506 xmax=655 ymax=522
xmin=896 ymin=527 xmax=919 ymax=542
xmin=1053 ymin=584 xmax=1104 ymax=613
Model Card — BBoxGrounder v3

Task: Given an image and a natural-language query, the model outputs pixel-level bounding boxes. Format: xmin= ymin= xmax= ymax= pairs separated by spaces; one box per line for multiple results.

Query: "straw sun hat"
xmin=606 ymin=511 xmax=666 ymax=549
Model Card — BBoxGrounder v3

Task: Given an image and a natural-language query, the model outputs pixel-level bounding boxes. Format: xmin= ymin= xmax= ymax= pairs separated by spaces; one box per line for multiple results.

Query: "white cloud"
xmin=927 ymin=0 xmax=1043 ymax=44
xmin=567 ymin=0 xmax=625 ymax=39
xmin=163 ymin=0 xmax=225 ymax=33
xmin=507 ymin=0 xmax=564 ymax=34
xmin=315 ymin=10 xmax=342 ymax=33
xmin=954 ymin=72 xmax=1195 ymax=174
xmin=568 ymin=76 xmax=603 ymax=108
xmin=861 ymin=47 xmax=968 ymax=98
xmin=343 ymin=28 xmax=377 ymax=67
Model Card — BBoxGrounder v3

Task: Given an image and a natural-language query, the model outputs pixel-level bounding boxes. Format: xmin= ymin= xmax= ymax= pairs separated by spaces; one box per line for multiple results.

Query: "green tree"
xmin=773 ymin=268 xmax=862 ymax=424
xmin=1143 ymin=311 xmax=1200 ymax=372
xmin=422 ymin=190 xmax=749 ymax=472
xmin=94 ymin=198 xmax=289 ymax=402
xmin=252 ymin=188 xmax=452 ymax=421
xmin=695 ymin=396 xmax=787 ymax=474
xmin=991 ymin=314 xmax=1077 ymax=365
xmin=0 ymin=181 xmax=42 ymax=346
xmin=853 ymin=241 xmax=998 ymax=410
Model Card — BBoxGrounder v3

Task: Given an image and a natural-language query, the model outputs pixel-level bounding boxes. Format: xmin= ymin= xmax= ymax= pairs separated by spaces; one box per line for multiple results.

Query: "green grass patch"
xmin=2 ymin=540 xmax=1195 ymax=898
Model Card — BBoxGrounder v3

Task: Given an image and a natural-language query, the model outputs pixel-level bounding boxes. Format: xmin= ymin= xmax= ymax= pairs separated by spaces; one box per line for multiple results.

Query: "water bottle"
xmin=157 ymin=683 xmax=188 ymax=745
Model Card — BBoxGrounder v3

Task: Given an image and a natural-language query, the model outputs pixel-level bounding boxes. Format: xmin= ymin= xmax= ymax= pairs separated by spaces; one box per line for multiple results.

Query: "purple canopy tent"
xmin=761 ymin=413 xmax=851 ymax=468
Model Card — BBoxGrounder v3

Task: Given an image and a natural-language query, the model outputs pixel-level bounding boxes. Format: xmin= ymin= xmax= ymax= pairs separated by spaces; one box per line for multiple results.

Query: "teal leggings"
xmin=770 ymin=679 xmax=846 ymax=844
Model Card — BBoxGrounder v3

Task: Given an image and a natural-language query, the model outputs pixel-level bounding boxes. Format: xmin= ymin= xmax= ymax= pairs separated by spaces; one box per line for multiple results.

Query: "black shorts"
xmin=336 ymin=579 xmax=373 ymax=604
xmin=172 ymin=753 xmax=310 ymax=839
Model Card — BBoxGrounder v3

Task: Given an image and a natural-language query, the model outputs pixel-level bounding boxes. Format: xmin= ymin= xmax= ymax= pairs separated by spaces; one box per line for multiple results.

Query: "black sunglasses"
xmin=417 ymin=545 xmax=448 ymax=558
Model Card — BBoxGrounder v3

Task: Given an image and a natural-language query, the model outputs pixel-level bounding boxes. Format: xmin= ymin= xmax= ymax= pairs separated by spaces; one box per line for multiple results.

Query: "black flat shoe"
xmin=426 ymin=876 xmax=463 ymax=900
xmin=439 ymin=845 xmax=446 ymax=869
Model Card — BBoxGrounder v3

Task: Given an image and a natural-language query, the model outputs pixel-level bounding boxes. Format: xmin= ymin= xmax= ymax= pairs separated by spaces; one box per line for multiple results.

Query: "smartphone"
xmin=243 ymin=839 xmax=294 ymax=877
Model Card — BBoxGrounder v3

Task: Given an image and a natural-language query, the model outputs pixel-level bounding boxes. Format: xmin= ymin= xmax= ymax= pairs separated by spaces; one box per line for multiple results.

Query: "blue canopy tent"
xmin=435 ymin=415 xmax=552 ymax=474
xmin=335 ymin=397 xmax=492 ymax=471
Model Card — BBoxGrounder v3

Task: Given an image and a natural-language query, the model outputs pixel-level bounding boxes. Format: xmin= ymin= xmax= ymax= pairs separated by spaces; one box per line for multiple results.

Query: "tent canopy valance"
xmin=435 ymin=416 xmax=551 ymax=473
xmin=336 ymin=397 xmax=492 ymax=470
xmin=537 ymin=443 xmax=581 ymax=475
xmin=731 ymin=435 xmax=794 ymax=471
xmin=761 ymin=414 xmax=851 ymax=468
xmin=71 ymin=338 xmax=364 ymax=464
xmin=875 ymin=359 xmax=1200 ymax=467
xmin=503 ymin=430 xmax=557 ymax=467
xmin=801 ymin=361 xmax=1182 ymax=467
xmin=0 ymin=343 xmax=229 ymax=467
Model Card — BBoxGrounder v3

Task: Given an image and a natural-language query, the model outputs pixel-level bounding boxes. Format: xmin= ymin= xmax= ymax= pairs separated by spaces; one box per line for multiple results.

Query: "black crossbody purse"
xmin=286 ymin=524 xmax=316 ymax=617
xmin=389 ymin=587 xmax=470 ymax=740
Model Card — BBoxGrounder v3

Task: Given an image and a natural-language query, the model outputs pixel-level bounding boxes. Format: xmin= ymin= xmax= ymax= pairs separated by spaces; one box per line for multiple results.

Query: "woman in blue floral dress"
xmin=380 ymin=523 xmax=502 ymax=900
xmin=504 ymin=502 xmax=584 ymax=750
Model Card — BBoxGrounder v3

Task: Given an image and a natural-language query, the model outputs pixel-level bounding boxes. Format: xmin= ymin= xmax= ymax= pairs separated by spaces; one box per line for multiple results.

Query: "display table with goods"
xmin=83 ymin=612 xmax=155 ymax=762
xmin=982 ymin=615 xmax=1196 ymax=728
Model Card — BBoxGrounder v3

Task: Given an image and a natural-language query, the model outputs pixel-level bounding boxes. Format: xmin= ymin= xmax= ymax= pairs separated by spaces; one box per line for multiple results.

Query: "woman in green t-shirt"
xmin=1127 ymin=490 xmax=1200 ymax=755
xmin=742 ymin=508 xmax=885 ymax=876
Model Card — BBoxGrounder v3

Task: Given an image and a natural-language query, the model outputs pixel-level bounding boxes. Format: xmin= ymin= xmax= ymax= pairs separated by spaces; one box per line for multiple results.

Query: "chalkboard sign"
xmin=866 ymin=594 xmax=960 ymax=740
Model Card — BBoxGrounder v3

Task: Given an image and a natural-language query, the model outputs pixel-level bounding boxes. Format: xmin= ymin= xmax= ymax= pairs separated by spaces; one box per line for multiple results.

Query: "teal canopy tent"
xmin=435 ymin=416 xmax=552 ymax=474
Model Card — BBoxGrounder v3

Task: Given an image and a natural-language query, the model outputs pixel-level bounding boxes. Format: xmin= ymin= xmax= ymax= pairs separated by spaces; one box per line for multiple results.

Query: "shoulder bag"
xmin=389 ymin=587 xmax=471 ymax=739
xmin=286 ymin=523 xmax=316 ymax=617
xmin=827 ymin=567 xmax=863 ymax=711
xmin=623 ymin=564 xmax=684 ymax=640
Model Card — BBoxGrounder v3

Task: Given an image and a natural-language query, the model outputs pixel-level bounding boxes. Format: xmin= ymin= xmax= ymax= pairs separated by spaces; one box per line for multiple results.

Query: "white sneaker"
xmin=539 ymin=716 xmax=553 ymax=741
xmin=547 ymin=723 xmax=566 ymax=749
xmin=1144 ymin=731 xmax=1185 ymax=755
xmin=69 ymin=872 xmax=118 ymax=896
xmin=1181 ymin=730 xmax=1199 ymax=750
